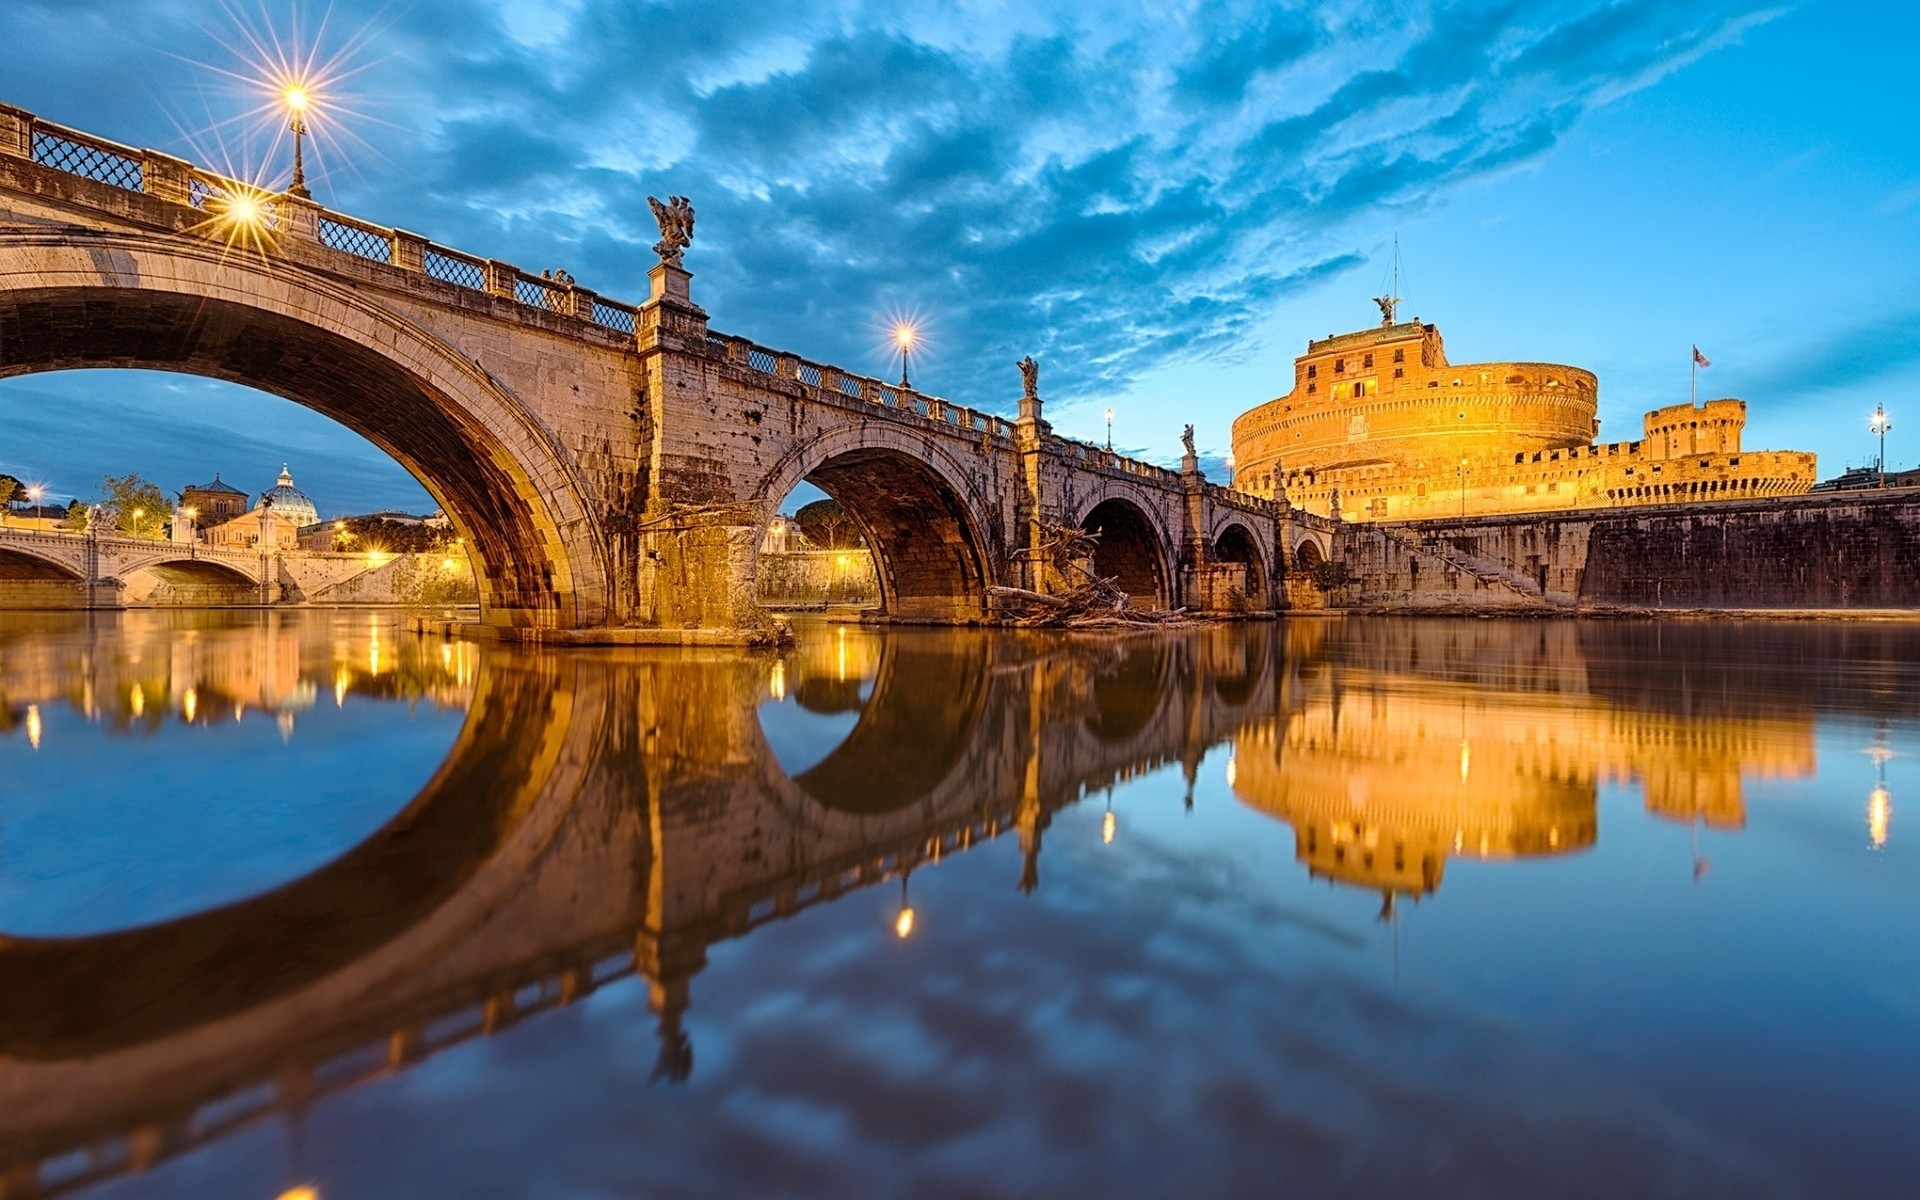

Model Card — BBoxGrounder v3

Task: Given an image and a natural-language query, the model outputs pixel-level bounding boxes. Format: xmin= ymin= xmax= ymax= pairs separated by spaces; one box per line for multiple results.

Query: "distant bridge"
xmin=0 ymin=526 xmax=271 ymax=606
xmin=0 ymin=103 xmax=1315 ymax=634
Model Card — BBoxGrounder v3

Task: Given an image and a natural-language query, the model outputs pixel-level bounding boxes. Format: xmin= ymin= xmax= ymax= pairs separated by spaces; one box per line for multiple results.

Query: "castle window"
xmin=1307 ymin=364 xmax=1317 ymax=379
xmin=1307 ymin=383 xmax=1316 ymax=394
xmin=1363 ymin=353 xmax=1373 ymax=368
xmin=1353 ymin=382 xmax=1366 ymax=398
xmin=1393 ymin=368 xmax=1404 ymax=379
xmin=1334 ymin=359 xmax=1345 ymax=373
xmin=1393 ymin=348 xmax=1405 ymax=363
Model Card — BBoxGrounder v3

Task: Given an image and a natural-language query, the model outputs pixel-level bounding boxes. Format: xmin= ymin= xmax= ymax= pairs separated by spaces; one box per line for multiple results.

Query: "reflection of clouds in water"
xmin=301 ymin=834 xmax=1794 ymax=1200
xmin=757 ymin=690 xmax=866 ymax=779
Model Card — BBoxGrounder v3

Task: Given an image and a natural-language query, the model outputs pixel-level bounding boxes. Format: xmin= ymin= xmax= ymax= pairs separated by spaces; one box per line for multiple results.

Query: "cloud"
xmin=1 ymin=0 xmax=1780 ymax=491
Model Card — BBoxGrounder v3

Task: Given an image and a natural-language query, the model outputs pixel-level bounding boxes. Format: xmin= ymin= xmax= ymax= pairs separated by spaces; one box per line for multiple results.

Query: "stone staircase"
xmin=1372 ymin=525 xmax=1574 ymax=609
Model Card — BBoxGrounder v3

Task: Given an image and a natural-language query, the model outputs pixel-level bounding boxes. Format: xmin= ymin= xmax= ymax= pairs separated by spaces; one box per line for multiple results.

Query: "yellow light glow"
xmin=25 ymin=704 xmax=41 ymax=751
xmin=769 ymin=659 xmax=787 ymax=702
xmin=1102 ymin=810 xmax=1116 ymax=845
xmin=277 ymin=1186 xmax=320 ymax=1200
xmin=893 ymin=323 xmax=918 ymax=351
xmin=334 ymin=666 xmax=348 ymax=707
xmin=182 ymin=687 xmax=198 ymax=723
xmin=284 ymin=86 xmax=310 ymax=113
xmin=129 ymin=683 xmax=145 ymax=718
xmin=1869 ymin=786 xmax=1891 ymax=849
xmin=835 ymin=554 xmax=851 ymax=569
xmin=1224 ymin=754 xmax=1237 ymax=788
xmin=441 ymin=557 xmax=459 ymax=572
xmin=895 ymin=906 xmax=915 ymax=938
xmin=1459 ymin=738 xmax=1471 ymax=782
xmin=225 ymin=192 xmax=265 ymax=225
xmin=182 ymin=505 xmax=198 ymax=520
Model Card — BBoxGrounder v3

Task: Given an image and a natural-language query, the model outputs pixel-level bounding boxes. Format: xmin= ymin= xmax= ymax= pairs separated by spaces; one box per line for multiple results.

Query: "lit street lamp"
xmin=893 ymin=322 xmax=917 ymax=390
xmin=284 ymin=85 xmax=312 ymax=199
xmin=1870 ymin=403 xmax=1892 ymax=488
xmin=1104 ymin=407 xmax=1114 ymax=452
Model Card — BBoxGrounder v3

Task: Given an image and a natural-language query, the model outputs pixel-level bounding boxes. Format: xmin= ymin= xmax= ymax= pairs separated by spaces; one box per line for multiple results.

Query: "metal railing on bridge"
xmin=3 ymin=103 xmax=1273 ymax=510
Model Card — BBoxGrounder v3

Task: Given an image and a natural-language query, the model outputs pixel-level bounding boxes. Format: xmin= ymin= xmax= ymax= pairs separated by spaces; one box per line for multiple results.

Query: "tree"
xmin=98 ymin=473 xmax=173 ymax=539
xmin=0 ymin=475 xmax=19 ymax=507
xmin=793 ymin=498 xmax=862 ymax=549
xmin=60 ymin=500 xmax=89 ymax=532
xmin=341 ymin=516 xmax=454 ymax=554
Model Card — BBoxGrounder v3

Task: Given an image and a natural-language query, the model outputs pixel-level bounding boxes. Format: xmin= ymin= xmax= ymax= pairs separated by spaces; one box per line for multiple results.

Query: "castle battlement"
xmin=1230 ymin=312 xmax=1816 ymax=521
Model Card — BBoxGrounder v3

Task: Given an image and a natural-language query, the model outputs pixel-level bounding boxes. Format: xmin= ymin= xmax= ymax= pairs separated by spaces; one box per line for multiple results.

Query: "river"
xmin=0 ymin=610 xmax=1914 ymax=1199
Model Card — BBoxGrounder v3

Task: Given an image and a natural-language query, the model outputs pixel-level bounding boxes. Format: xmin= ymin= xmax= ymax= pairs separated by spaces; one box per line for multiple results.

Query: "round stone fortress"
xmin=1231 ymin=311 xmax=1816 ymax=521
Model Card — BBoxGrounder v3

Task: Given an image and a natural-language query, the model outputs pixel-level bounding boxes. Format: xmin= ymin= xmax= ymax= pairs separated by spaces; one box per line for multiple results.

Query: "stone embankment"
xmin=1322 ymin=489 xmax=1920 ymax=616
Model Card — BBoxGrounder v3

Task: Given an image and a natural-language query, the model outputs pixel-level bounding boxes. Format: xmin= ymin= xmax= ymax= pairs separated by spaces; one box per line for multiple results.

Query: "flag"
xmin=1692 ymin=345 xmax=1711 ymax=368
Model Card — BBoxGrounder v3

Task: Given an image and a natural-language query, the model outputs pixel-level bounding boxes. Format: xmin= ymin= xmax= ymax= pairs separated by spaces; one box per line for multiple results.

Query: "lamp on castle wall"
xmin=1871 ymin=404 xmax=1892 ymax=489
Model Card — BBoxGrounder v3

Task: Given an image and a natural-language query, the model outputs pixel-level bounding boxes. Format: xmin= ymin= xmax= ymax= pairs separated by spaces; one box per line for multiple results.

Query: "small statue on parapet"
xmin=1018 ymin=354 xmax=1040 ymax=399
xmin=1373 ymin=294 xmax=1398 ymax=326
xmin=648 ymin=195 xmax=696 ymax=267
xmin=1180 ymin=424 xmax=1196 ymax=458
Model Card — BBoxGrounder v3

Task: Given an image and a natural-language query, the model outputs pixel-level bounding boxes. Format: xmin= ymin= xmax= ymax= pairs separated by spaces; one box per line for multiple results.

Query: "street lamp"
xmin=1104 ymin=407 xmax=1114 ymax=452
xmin=284 ymin=85 xmax=312 ymax=199
xmin=1871 ymin=403 xmax=1892 ymax=488
xmin=892 ymin=323 xmax=919 ymax=389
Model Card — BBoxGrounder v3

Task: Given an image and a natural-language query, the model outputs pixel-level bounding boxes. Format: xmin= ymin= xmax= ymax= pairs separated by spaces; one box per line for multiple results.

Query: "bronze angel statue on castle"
xmin=648 ymin=195 xmax=696 ymax=267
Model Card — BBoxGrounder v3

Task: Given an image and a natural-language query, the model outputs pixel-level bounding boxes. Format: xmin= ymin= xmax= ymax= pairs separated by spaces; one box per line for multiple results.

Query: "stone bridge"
xmin=0 ymin=624 xmax=1277 ymax=1196
xmin=0 ymin=103 xmax=1293 ymax=635
xmin=0 ymin=526 xmax=273 ymax=607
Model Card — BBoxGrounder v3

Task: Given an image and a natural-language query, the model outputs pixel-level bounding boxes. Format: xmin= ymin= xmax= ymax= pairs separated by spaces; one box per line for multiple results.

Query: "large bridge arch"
xmin=1073 ymin=491 xmax=1175 ymax=608
xmin=752 ymin=425 xmax=1000 ymax=622
xmin=0 ymin=229 xmax=610 ymax=629
xmin=1210 ymin=519 xmax=1272 ymax=609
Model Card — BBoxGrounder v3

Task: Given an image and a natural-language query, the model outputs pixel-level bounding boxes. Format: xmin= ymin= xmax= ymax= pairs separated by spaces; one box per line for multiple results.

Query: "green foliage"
xmin=60 ymin=500 xmax=89 ymax=532
xmin=98 ymin=473 xmax=173 ymax=538
xmin=341 ymin=516 xmax=453 ymax=554
xmin=793 ymin=498 xmax=862 ymax=549
xmin=1310 ymin=558 xmax=1350 ymax=592
xmin=0 ymin=475 xmax=19 ymax=507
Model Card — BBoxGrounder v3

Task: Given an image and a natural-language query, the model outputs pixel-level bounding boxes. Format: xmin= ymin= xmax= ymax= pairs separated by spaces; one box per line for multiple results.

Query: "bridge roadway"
xmin=0 ymin=626 xmax=1279 ymax=1197
xmin=0 ymin=103 xmax=1332 ymax=635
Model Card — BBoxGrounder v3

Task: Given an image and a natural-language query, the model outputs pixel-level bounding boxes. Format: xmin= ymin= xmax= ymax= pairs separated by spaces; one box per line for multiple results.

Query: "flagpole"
xmin=1690 ymin=346 xmax=1697 ymax=409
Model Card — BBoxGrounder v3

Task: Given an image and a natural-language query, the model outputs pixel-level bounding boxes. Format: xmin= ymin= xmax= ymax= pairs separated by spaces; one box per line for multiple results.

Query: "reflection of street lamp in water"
xmin=1865 ymin=725 xmax=1895 ymax=849
xmin=895 ymin=874 xmax=915 ymax=938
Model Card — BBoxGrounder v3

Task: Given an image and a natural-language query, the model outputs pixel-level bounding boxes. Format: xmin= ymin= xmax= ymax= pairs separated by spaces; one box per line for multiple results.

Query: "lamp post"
xmin=1104 ymin=407 xmax=1114 ymax=452
xmin=1871 ymin=403 xmax=1892 ymax=488
xmin=284 ymin=86 xmax=312 ymax=199
xmin=893 ymin=323 xmax=917 ymax=390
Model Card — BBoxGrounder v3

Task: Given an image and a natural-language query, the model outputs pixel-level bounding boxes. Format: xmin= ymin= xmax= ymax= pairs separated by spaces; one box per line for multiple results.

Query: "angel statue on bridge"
xmin=648 ymin=195 xmax=696 ymax=267
xmin=1181 ymin=424 xmax=1196 ymax=458
xmin=1018 ymin=355 xmax=1040 ymax=399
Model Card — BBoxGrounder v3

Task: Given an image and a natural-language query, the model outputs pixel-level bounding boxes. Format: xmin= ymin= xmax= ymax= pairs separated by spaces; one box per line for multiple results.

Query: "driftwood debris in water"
xmin=992 ymin=523 xmax=1206 ymax=628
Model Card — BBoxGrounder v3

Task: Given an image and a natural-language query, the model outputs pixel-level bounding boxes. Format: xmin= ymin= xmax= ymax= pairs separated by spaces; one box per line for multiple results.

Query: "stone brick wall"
xmin=1330 ymin=489 xmax=1920 ymax=611
xmin=756 ymin=549 xmax=878 ymax=607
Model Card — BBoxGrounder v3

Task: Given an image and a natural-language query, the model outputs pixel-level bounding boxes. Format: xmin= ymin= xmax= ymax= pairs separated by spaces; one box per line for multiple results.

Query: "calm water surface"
xmin=0 ymin=610 xmax=1914 ymax=1199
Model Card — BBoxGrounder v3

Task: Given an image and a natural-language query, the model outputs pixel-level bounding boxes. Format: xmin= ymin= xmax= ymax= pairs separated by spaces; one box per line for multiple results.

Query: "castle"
xmin=1229 ymin=308 xmax=1817 ymax=521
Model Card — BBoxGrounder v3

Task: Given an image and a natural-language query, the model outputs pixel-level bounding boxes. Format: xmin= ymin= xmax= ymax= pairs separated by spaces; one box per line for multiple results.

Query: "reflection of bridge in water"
xmin=1230 ymin=619 xmax=1920 ymax=911
xmin=0 ymin=623 xmax=1278 ymax=1199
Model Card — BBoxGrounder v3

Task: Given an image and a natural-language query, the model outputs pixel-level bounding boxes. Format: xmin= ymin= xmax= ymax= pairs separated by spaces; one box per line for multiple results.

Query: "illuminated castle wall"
xmin=1229 ymin=315 xmax=1817 ymax=521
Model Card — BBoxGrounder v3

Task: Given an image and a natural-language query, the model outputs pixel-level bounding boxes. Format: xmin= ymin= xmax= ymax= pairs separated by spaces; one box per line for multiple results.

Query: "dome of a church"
xmin=260 ymin=465 xmax=319 ymax=529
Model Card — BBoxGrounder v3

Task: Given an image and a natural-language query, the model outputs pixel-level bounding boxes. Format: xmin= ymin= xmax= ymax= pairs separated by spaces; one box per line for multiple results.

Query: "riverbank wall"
xmin=1322 ymin=488 xmax=1920 ymax=613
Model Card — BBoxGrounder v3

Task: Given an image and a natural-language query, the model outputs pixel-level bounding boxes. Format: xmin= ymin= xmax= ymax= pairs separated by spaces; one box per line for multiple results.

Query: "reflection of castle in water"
xmin=0 ymin=617 xmax=1911 ymax=1196
xmin=1230 ymin=621 xmax=1828 ymax=908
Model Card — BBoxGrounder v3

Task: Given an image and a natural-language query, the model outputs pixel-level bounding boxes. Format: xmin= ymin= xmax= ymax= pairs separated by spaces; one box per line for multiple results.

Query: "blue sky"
xmin=3 ymin=0 xmax=1916 ymax=515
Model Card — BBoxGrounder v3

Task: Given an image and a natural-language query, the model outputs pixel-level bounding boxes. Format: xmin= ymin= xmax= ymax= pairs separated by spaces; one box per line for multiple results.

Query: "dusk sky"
xmin=3 ymin=0 xmax=1917 ymax=516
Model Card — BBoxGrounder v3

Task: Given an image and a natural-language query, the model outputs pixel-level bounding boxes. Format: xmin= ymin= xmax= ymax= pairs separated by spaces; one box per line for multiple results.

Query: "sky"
xmin=2 ymin=0 xmax=1917 ymax=516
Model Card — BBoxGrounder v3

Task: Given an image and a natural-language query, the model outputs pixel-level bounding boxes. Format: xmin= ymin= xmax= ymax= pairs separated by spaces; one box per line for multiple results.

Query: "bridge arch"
xmin=0 ymin=544 xmax=86 ymax=608
xmin=1211 ymin=520 xmax=1271 ymax=610
xmin=120 ymin=557 xmax=262 ymax=606
xmin=0 ymin=230 xmax=610 ymax=628
xmin=1075 ymin=494 xmax=1174 ymax=608
xmin=753 ymin=426 xmax=999 ymax=621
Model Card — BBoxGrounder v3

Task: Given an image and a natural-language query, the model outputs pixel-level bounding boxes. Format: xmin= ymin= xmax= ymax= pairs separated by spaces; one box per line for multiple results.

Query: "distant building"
xmin=1230 ymin=307 xmax=1819 ymax=521
xmin=298 ymin=509 xmax=436 ymax=551
xmin=1809 ymin=465 xmax=1920 ymax=492
xmin=179 ymin=474 xmax=249 ymax=525
xmin=258 ymin=466 xmax=319 ymax=529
